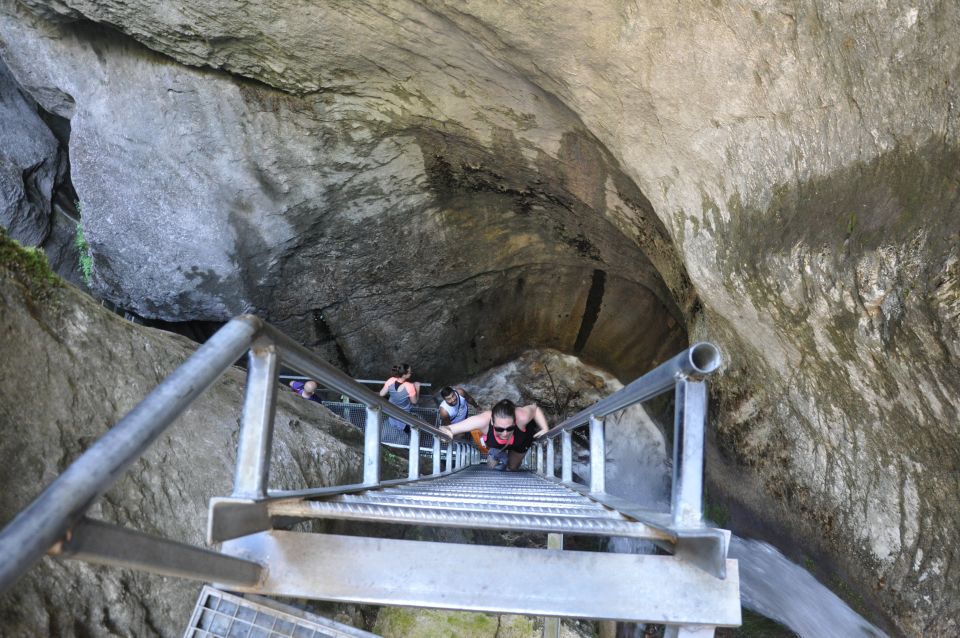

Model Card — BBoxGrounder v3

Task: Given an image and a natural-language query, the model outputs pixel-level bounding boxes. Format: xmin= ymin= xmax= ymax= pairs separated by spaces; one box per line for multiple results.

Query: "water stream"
xmin=465 ymin=351 xmax=888 ymax=637
xmin=730 ymin=536 xmax=886 ymax=637
xmin=595 ymin=403 xmax=888 ymax=637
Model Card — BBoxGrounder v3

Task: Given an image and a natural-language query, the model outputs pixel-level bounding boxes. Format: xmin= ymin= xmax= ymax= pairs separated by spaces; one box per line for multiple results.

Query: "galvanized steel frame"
xmin=0 ymin=314 xmax=465 ymax=593
xmin=531 ymin=341 xmax=724 ymax=580
xmin=0 ymin=313 xmax=732 ymax=633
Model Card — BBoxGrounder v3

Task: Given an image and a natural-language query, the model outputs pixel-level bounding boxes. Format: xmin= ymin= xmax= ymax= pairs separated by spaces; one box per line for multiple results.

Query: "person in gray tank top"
xmin=378 ymin=363 xmax=420 ymax=431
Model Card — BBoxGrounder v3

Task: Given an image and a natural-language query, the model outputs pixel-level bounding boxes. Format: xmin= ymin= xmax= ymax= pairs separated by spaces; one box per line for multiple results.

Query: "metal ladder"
xmin=0 ymin=315 xmax=740 ymax=636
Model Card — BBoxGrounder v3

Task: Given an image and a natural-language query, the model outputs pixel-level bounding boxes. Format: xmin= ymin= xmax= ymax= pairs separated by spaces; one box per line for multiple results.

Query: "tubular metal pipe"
xmin=536 ymin=445 xmax=545 ymax=474
xmin=546 ymin=440 xmax=555 ymax=478
xmin=363 ymin=406 xmax=382 ymax=486
xmin=260 ymin=324 xmax=450 ymax=441
xmin=544 ymin=343 xmax=721 ymax=439
xmin=232 ymin=343 xmax=280 ymax=498
xmin=0 ymin=315 xmax=260 ymax=594
xmin=561 ymin=431 xmax=573 ymax=484
xmin=589 ymin=415 xmax=605 ymax=494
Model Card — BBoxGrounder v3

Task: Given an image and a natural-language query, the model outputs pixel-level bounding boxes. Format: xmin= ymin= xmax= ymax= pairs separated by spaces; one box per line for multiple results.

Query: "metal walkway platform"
xmin=185 ymin=585 xmax=378 ymax=638
xmin=219 ymin=531 xmax=740 ymax=626
xmin=0 ymin=315 xmax=738 ymax=636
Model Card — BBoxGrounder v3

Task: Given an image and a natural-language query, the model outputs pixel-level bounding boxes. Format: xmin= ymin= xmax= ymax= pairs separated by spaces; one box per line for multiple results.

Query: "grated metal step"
xmin=266 ymin=466 xmax=673 ymax=541
xmin=184 ymin=585 xmax=378 ymax=638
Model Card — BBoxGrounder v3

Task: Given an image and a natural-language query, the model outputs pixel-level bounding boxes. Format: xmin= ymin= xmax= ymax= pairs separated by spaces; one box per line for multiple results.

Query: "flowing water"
xmin=596 ymin=403 xmax=888 ymax=637
xmin=730 ymin=536 xmax=887 ymax=637
xmin=465 ymin=352 xmax=888 ymax=637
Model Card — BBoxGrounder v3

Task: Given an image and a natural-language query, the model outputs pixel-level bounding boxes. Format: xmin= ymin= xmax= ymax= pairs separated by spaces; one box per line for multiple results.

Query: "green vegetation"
xmin=705 ymin=500 xmax=730 ymax=528
xmin=712 ymin=609 xmax=798 ymax=637
xmin=74 ymin=207 xmax=93 ymax=285
xmin=0 ymin=226 xmax=63 ymax=299
xmin=372 ymin=608 xmax=534 ymax=638
xmin=845 ymin=210 xmax=857 ymax=236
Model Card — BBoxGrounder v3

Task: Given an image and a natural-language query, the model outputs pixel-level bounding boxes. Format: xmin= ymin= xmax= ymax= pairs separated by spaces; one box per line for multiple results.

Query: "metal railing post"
xmin=561 ymin=431 xmax=572 ymax=483
xmin=408 ymin=427 xmax=420 ymax=479
xmin=233 ymin=342 xmax=280 ymax=498
xmin=432 ymin=435 xmax=441 ymax=475
xmin=589 ymin=415 xmax=605 ymax=494
xmin=363 ymin=406 xmax=381 ymax=486
xmin=536 ymin=444 xmax=545 ymax=474
xmin=542 ymin=533 xmax=564 ymax=638
xmin=446 ymin=442 xmax=454 ymax=472
xmin=546 ymin=439 xmax=555 ymax=478
xmin=671 ymin=379 xmax=707 ymax=527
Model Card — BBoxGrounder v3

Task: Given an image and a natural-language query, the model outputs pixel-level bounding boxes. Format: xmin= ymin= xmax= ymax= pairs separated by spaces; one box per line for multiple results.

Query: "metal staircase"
xmin=0 ymin=315 xmax=739 ymax=637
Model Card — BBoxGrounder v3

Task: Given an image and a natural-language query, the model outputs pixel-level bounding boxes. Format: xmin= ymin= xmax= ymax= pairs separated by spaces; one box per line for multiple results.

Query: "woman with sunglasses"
xmin=439 ymin=399 xmax=549 ymax=470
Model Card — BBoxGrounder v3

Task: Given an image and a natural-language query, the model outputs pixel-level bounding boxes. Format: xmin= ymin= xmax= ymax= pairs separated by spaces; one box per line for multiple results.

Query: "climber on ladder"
xmin=439 ymin=398 xmax=549 ymax=470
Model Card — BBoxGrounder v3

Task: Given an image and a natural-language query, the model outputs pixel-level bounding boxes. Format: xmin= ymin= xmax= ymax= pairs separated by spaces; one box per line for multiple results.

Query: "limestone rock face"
xmin=0 ymin=59 xmax=58 ymax=246
xmin=0 ymin=0 xmax=958 ymax=634
xmin=0 ymin=1 xmax=688 ymax=384
xmin=0 ymin=231 xmax=367 ymax=636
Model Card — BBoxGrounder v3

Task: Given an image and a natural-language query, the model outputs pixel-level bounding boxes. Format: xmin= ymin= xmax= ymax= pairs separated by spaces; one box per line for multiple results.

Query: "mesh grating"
xmin=184 ymin=586 xmax=378 ymax=638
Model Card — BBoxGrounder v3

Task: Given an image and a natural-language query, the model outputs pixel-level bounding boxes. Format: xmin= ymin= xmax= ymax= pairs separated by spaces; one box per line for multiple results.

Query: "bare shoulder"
xmin=517 ymin=404 xmax=538 ymax=424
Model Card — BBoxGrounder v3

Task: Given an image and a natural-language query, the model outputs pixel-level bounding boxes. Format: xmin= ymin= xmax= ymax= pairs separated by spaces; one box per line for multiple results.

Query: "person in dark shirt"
xmin=439 ymin=399 xmax=549 ymax=471
xmin=289 ymin=379 xmax=323 ymax=404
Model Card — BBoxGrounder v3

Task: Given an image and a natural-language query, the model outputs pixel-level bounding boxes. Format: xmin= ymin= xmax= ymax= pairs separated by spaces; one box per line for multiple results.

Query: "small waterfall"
xmin=730 ymin=537 xmax=887 ymax=637
xmin=595 ymin=403 xmax=887 ymax=637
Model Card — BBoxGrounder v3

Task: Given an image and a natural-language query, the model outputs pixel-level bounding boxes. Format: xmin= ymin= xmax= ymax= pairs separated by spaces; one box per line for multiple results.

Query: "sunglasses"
xmin=492 ymin=424 xmax=516 ymax=433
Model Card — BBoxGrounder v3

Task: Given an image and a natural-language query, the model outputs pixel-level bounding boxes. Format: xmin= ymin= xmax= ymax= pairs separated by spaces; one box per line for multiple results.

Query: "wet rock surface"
xmin=0 ymin=59 xmax=58 ymax=247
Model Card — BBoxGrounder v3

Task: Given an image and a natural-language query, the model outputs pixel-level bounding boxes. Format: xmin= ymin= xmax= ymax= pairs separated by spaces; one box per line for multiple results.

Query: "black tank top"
xmin=486 ymin=420 xmax=535 ymax=453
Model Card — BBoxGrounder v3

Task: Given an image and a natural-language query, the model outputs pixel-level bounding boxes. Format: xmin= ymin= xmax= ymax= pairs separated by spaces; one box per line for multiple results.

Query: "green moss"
xmin=721 ymin=609 xmax=798 ymax=637
xmin=705 ymin=499 xmax=730 ymax=528
xmin=0 ymin=226 xmax=64 ymax=299
xmin=373 ymin=608 xmax=512 ymax=638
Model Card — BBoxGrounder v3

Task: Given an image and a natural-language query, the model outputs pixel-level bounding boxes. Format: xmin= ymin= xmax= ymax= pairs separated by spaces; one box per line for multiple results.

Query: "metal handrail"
xmin=0 ymin=315 xmax=460 ymax=593
xmin=527 ymin=341 xmax=726 ymax=578
xmin=542 ymin=342 xmax=721 ymax=439
xmin=0 ymin=317 xmax=259 ymax=591
xmin=281 ymin=374 xmax=433 ymax=388
xmin=261 ymin=324 xmax=446 ymax=439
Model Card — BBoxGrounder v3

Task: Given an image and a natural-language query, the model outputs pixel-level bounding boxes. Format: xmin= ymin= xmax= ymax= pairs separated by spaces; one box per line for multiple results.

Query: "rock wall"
xmin=0 ymin=229 xmax=370 ymax=636
xmin=0 ymin=0 xmax=957 ymax=635
xmin=0 ymin=0 xmax=689 ymax=383
xmin=0 ymin=55 xmax=83 ymax=289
